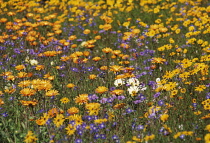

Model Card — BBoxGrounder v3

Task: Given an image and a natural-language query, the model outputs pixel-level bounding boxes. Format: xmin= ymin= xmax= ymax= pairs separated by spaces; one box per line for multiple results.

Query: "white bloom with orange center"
xmin=127 ymin=86 xmax=140 ymax=96
xmin=114 ymin=79 xmax=125 ymax=87
xmin=127 ymin=78 xmax=140 ymax=86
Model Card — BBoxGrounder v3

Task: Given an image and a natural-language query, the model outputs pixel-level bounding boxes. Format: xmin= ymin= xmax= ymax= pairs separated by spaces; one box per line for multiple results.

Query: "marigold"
xmin=95 ymin=86 xmax=108 ymax=94
xmin=20 ymin=88 xmax=36 ymax=96
xmin=67 ymin=107 xmax=79 ymax=115
xmin=111 ymin=89 xmax=124 ymax=95
xmin=15 ymin=65 xmax=25 ymax=71
xmin=66 ymin=83 xmax=75 ymax=88
xmin=45 ymin=90 xmax=59 ymax=97
xmin=74 ymin=94 xmax=88 ymax=105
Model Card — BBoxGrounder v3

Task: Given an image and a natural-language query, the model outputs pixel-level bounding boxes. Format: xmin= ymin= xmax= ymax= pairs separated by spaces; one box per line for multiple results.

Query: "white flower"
xmin=50 ymin=61 xmax=55 ymax=65
xmin=127 ymin=78 xmax=140 ymax=86
xmin=29 ymin=59 xmax=38 ymax=66
xmin=25 ymin=56 xmax=30 ymax=63
xmin=81 ymin=41 xmax=88 ymax=47
xmin=127 ymin=86 xmax=140 ymax=96
xmin=114 ymin=79 xmax=125 ymax=87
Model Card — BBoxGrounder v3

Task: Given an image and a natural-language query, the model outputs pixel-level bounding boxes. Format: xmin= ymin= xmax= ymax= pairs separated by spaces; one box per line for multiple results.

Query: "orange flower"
xmin=83 ymin=29 xmax=91 ymax=34
xmin=110 ymin=65 xmax=123 ymax=73
xmin=48 ymin=108 xmax=60 ymax=117
xmin=66 ymin=83 xmax=75 ymax=88
xmin=67 ymin=107 xmax=79 ymax=115
xmin=89 ymin=74 xmax=97 ymax=80
xmin=45 ymin=90 xmax=59 ymax=97
xmin=74 ymin=94 xmax=89 ymax=105
xmin=17 ymin=72 xmax=28 ymax=78
xmin=0 ymin=99 xmax=4 ymax=105
xmin=20 ymin=88 xmax=36 ymax=96
xmin=20 ymin=100 xmax=38 ymax=106
xmin=92 ymin=57 xmax=101 ymax=61
xmin=111 ymin=89 xmax=124 ymax=95
xmin=95 ymin=35 xmax=101 ymax=40
xmin=35 ymin=65 xmax=45 ymax=71
xmin=15 ymin=65 xmax=25 ymax=71
xmin=100 ymin=66 xmax=108 ymax=70
xmin=113 ymin=103 xmax=126 ymax=109
xmin=95 ymin=86 xmax=108 ymax=94
xmin=102 ymin=47 xmax=112 ymax=54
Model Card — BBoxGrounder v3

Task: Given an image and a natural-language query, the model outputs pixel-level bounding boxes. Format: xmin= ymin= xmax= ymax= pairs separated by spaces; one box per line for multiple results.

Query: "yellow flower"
xmin=160 ymin=114 xmax=169 ymax=122
xmin=65 ymin=124 xmax=76 ymax=135
xmin=205 ymin=124 xmax=210 ymax=132
xmin=35 ymin=65 xmax=45 ymax=71
xmin=151 ymin=57 xmax=166 ymax=64
xmin=83 ymin=29 xmax=91 ymax=34
xmin=94 ymin=118 xmax=107 ymax=124
xmin=67 ymin=114 xmax=83 ymax=125
xmin=110 ymin=65 xmax=123 ymax=73
xmin=24 ymin=131 xmax=38 ymax=143
xmin=132 ymin=136 xmax=142 ymax=142
xmin=95 ymin=86 xmax=108 ymax=94
xmin=53 ymin=114 xmax=65 ymax=128
xmin=195 ymin=85 xmax=206 ymax=92
xmin=60 ymin=97 xmax=70 ymax=104
xmin=36 ymin=113 xmax=50 ymax=126
xmin=194 ymin=111 xmax=201 ymax=115
xmin=204 ymin=133 xmax=210 ymax=143
xmin=144 ymin=134 xmax=155 ymax=141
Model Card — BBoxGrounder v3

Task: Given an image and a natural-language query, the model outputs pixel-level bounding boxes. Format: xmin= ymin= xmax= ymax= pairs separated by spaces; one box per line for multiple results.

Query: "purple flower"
xmin=100 ymin=98 xmax=107 ymax=104
xmin=88 ymin=94 xmax=98 ymax=101
xmin=100 ymin=134 xmax=106 ymax=139
xmin=75 ymin=139 xmax=82 ymax=143
xmin=112 ymin=135 xmax=119 ymax=140
xmin=158 ymin=100 xmax=164 ymax=106
xmin=134 ymin=100 xmax=142 ymax=104
xmin=118 ymin=96 xmax=125 ymax=100
xmin=2 ymin=112 xmax=8 ymax=117
xmin=136 ymin=125 xmax=144 ymax=131
xmin=153 ymin=92 xmax=160 ymax=98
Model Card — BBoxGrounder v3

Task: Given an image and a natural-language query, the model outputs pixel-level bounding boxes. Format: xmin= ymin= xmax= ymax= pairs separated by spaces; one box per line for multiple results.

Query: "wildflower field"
xmin=0 ymin=0 xmax=210 ymax=142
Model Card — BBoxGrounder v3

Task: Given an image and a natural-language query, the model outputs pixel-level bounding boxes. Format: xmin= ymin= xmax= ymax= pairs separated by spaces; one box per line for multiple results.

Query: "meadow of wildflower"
xmin=0 ymin=0 xmax=210 ymax=142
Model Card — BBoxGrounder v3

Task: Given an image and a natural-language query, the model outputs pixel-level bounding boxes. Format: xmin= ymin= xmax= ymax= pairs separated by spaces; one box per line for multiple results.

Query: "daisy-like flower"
xmin=111 ymin=89 xmax=124 ymax=95
xmin=24 ymin=131 xmax=38 ymax=143
xmin=114 ymin=79 xmax=125 ymax=87
xmin=20 ymin=88 xmax=36 ymax=96
xmin=45 ymin=90 xmax=59 ymax=97
xmin=75 ymin=94 xmax=89 ymax=105
xmin=67 ymin=107 xmax=79 ymax=115
xmin=53 ymin=114 xmax=65 ymax=128
xmin=65 ymin=124 xmax=76 ymax=135
xmin=66 ymin=83 xmax=75 ymax=88
xmin=29 ymin=59 xmax=38 ymax=66
xmin=60 ymin=97 xmax=70 ymax=104
xmin=127 ymin=86 xmax=140 ymax=96
xmin=95 ymin=86 xmax=108 ymax=94
xmin=127 ymin=78 xmax=140 ymax=86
